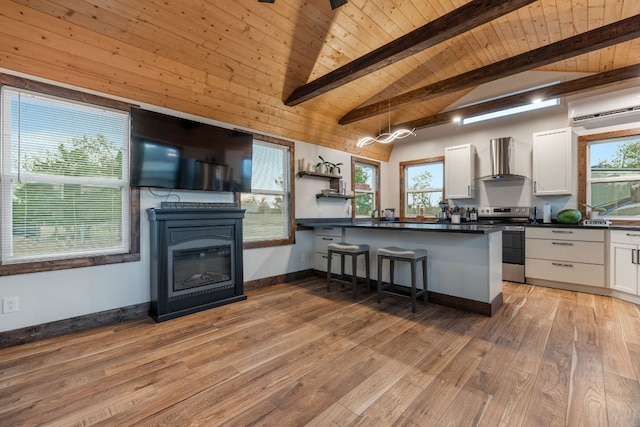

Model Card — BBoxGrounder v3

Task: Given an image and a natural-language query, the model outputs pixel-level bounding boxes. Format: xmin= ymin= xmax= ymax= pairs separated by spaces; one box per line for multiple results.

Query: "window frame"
xmin=351 ymin=156 xmax=380 ymax=220
xmin=399 ymin=156 xmax=444 ymax=220
xmin=0 ymin=73 xmax=140 ymax=276
xmin=237 ymin=134 xmax=295 ymax=249
xmin=578 ymin=128 xmax=640 ymax=224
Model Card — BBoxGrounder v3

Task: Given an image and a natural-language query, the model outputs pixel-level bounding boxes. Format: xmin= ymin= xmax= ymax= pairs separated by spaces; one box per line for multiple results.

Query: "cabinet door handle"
xmin=533 ymin=181 xmax=537 ymax=193
xmin=551 ymin=230 xmax=573 ymax=234
xmin=552 ymin=262 xmax=573 ymax=268
xmin=633 ymin=249 xmax=637 ymax=265
xmin=552 ymin=242 xmax=573 ymax=246
xmin=467 ymin=185 xmax=471 ymax=196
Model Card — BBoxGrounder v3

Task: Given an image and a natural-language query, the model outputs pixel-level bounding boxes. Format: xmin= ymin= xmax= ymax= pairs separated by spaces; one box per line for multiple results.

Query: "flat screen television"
xmin=130 ymin=108 xmax=253 ymax=192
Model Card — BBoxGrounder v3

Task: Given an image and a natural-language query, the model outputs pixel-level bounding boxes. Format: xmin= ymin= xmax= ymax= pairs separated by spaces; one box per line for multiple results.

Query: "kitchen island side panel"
xmin=344 ymin=228 xmax=502 ymax=304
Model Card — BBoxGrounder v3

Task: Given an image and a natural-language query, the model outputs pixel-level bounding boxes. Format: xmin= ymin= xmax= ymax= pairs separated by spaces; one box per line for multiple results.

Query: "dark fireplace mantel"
xmin=147 ymin=207 xmax=247 ymax=322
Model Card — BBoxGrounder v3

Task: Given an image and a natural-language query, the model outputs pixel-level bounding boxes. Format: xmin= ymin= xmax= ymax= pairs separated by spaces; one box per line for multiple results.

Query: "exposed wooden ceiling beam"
xmin=340 ymin=14 xmax=640 ymax=125
xmin=283 ymin=0 xmax=536 ymax=106
xmin=390 ymin=63 xmax=640 ymax=132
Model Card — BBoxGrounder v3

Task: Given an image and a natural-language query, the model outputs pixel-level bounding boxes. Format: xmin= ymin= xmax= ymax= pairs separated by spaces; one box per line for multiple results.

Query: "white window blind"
xmin=241 ymin=140 xmax=290 ymax=242
xmin=1 ymin=87 xmax=130 ymax=264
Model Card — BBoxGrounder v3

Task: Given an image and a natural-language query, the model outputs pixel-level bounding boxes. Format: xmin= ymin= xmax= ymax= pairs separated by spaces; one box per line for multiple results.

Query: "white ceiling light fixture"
xmin=357 ymin=100 xmax=416 ymax=147
xmin=460 ymin=98 xmax=560 ymax=125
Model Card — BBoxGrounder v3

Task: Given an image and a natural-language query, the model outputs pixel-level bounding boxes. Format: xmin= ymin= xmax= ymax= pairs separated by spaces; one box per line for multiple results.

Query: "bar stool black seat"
xmin=327 ymin=242 xmax=371 ymax=298
xmin=377 ymin=246 xmax=428 ymax=313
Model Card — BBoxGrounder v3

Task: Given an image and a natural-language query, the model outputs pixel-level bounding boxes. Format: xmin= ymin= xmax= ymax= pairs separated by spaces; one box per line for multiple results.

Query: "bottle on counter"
xmin=470 ymin=207 xmax=477 ymax=222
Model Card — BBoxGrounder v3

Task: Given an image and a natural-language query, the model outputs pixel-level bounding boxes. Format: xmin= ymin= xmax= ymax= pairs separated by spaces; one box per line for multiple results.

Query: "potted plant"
xmin=315 ymin=156 xmax=343 ymax=175
xmin=583 ymin=203 xmax=605 ymax=220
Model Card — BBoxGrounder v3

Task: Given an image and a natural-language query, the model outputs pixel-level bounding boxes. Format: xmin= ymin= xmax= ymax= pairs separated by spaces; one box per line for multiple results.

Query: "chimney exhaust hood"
xmin=477 ymin=137 xmax=527 ymax=181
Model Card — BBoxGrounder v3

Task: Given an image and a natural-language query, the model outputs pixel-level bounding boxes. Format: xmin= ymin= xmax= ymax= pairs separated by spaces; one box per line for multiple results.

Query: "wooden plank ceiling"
xmin=1 ymin=0 xmax=640 ymax=161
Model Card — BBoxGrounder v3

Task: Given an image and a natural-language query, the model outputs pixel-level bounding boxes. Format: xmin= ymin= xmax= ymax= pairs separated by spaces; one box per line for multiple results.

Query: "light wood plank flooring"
xmin=1 ymin=278 xmax=640 ymax=426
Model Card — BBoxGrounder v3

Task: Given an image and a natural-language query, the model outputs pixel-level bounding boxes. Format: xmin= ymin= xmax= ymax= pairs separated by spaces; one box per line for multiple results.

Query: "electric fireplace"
xmin=147 ymin=206 xmax=246 ymax=322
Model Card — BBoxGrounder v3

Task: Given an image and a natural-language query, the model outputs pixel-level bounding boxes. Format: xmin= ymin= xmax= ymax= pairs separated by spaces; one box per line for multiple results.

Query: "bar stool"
xmin=327 ymin=242 xmax=371 ymax=298
xmin=377 ymin=246 xmax=428 ymax=313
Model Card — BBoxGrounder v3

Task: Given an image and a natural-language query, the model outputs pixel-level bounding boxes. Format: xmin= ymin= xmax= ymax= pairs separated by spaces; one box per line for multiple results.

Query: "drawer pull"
xmin=552 ymin=242 xmax=573 ymax=246
xmin=321 ymin=227 xmax=334 ymax=230
xmin=626 ymin=233 xmax=640 ymax=237
xmin=551 ymin=230 xmax=573 ymax=234
xmin=552 ymin=262 xmax=573 ymax=268
xmin=322 ymin=237 xmax=334 ymax=241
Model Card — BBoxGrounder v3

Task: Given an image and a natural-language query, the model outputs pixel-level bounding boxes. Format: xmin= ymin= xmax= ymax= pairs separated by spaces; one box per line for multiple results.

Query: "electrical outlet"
xmin=3 ymin=296 xmax=19 ymax=313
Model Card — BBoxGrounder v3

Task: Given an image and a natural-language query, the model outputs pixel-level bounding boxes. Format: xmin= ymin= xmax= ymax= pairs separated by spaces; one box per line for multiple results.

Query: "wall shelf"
xmin=316 ymin=193 xmax=354 ymax=200
xmin=296 ymin=171 xmax=342 ymax=180
xmin=298 ymin=171 xmax=351 ymax=199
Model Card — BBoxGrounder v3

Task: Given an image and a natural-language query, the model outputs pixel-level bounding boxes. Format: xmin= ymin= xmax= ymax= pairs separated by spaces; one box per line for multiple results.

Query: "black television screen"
xmin=130 ymin=108 xmax=252 ymax=192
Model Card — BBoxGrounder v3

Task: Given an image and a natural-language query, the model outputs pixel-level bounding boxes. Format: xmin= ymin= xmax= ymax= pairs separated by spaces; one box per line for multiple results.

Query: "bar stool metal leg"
xmin=327 ymin=250 xmax=333 ymax=292
xmin=365 ymin=251 xmax=371 ymax=293
xmin=351 ymin=252 xmax=358 ymax=298
xmin=411 ymin=258 xmax=417 ymax=313
xmin=422 ymin=257 xmax=428 ymax=305
xmin=377 ymin=255 xmax=383 ymax=303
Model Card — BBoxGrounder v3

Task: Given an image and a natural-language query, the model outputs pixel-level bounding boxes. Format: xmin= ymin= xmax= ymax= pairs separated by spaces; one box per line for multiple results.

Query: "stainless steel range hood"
xmin=477 ymin=137 xmax=527 ymax=181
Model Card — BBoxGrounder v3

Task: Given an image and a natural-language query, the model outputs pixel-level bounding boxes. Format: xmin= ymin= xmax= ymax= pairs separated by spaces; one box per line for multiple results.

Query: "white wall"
xmin=387 ymin=104 xmax=570 ymax=215
xmin=294 ymin=142 xmax=354 ymax=219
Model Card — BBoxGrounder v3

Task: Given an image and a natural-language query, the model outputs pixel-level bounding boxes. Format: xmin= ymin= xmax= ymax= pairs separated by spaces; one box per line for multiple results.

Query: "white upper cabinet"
xmin=532 ymin=128 xmax=572 ymax=196
xmin=445 ymin=143 xmax=476 ymax=199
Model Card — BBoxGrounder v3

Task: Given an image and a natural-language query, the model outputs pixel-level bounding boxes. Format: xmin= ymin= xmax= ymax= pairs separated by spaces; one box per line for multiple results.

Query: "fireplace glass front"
xmin=171 ymin=245 xmax=233 ymax=296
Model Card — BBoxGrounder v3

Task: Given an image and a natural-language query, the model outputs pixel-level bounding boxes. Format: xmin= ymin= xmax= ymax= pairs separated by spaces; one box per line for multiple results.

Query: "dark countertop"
xmin=296 ymin=219 xmax=502 ymax=234
xmin=297 ymin=218 xmax=640 ymax=232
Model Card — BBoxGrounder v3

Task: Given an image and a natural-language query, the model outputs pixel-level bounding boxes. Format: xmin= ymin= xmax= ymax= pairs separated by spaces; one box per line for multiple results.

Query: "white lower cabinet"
xmin=525 ymin=227 xmax=605 ymax=287
xmin=609 ymin=230 xmax=640 ymax=295
xmin=313 ymin=226 xmax=343 ymax=273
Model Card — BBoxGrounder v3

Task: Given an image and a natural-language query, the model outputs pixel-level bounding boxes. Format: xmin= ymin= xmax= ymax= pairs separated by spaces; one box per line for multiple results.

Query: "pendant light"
xmin=357 ymin=99 xmax=415 ymax=147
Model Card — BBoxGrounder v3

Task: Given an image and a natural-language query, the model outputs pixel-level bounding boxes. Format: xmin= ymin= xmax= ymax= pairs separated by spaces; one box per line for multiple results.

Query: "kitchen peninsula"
xmin=299 ymin=220 xmax=504 ymax=315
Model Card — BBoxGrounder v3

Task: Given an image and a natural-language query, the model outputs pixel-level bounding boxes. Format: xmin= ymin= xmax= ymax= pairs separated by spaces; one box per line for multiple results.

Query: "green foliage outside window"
xmin=590 ymin=138 xmax=640 ymax=217
xmin=354 ymin=163 xmax=375 ymax=216
xmin=11 ymin=135 xmax=124 ymax=256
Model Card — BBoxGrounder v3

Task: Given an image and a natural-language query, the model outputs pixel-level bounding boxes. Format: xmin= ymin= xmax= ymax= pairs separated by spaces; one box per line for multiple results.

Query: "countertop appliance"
xmin=477 ymin=206 xmax=530 ymax=283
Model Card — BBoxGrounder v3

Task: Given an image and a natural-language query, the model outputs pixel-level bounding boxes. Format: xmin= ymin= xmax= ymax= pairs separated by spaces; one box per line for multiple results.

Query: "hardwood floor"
xmin=1 ymin=278 xmax=640 ymax=426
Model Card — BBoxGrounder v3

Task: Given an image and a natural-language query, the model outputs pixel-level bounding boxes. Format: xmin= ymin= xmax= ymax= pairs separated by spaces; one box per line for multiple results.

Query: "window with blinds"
xmin=240 ymin=139 xmax=291 ymax=244
xmin=0 ymin=87 xmax=130 ymax=264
